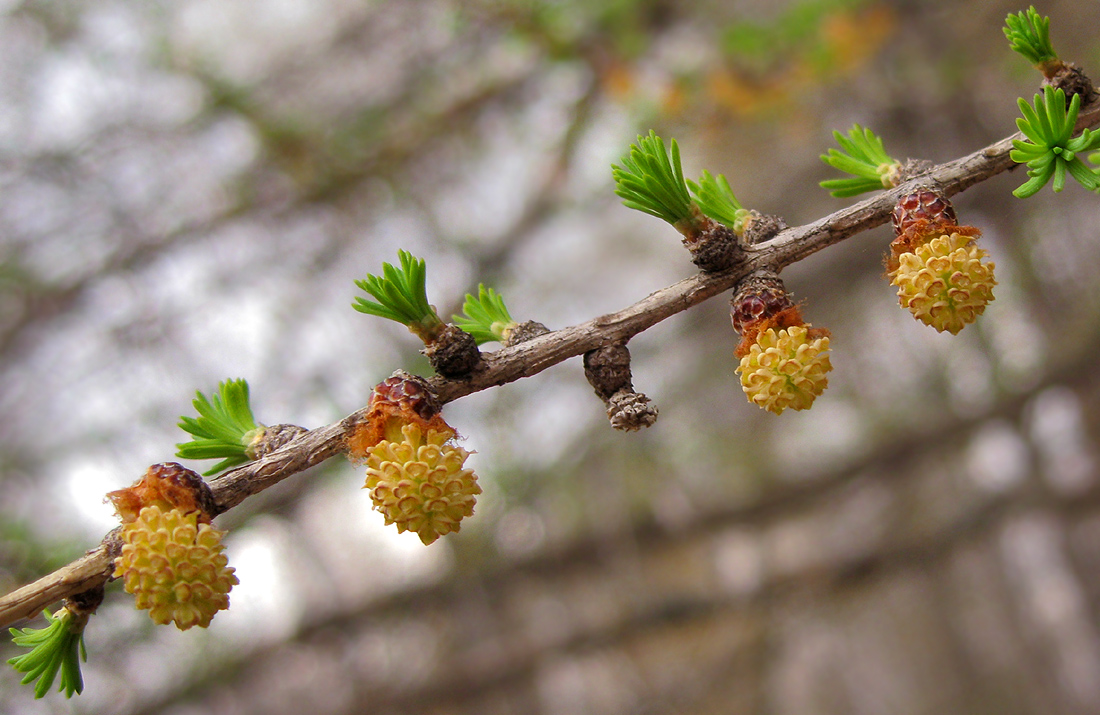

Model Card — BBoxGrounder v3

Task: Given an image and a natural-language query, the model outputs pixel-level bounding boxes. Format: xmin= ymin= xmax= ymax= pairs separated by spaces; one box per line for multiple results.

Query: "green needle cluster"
xmin=1011 ymin=86 xmax=1100 ymax=197
xmin=176 ymin=378 xmax=261 ymax=475
xmin=612 ymin=131 xmax=699 ymax=232
xmin=8 ymin=608 xmax=87 ymax=699
xmin=353 ymin=250 xmax=444 ymax=341
xmin=687 ymin=171 xmax=751 ymax=233
xmin=819 ymin=124 xmax=900 ymax=197
xmin=453 ymin=284 xmax=516 ymax=345
xmin=1003 ymin=6 xmax=1057 ymax=68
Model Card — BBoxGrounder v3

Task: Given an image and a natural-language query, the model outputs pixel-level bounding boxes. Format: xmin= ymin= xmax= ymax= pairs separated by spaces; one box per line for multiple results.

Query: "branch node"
xmin=247 ymin=424 xmax=308 ymax=460
xmin=423 ymin=323 xmax=482 ymax=378
xmin=684 ymin=217 xmax=742 ymax=272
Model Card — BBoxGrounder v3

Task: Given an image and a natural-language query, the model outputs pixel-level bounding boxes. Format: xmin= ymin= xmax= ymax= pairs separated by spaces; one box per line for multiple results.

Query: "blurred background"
xmin=2 ymin=0 xmax=1100 ymax=713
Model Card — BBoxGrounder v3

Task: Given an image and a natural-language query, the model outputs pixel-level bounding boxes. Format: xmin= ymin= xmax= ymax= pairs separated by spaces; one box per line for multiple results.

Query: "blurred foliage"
xmin=709 ymin=1 xmax=895 ymax=118
xmin=0 ymin=519 xmax=86 ymax=593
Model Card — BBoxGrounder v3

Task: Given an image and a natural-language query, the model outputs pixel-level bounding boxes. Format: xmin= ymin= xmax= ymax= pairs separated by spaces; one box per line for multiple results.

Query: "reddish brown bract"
xmin=346 ymin=371 xmax=453 ymax=460
xmin=891 ymin=189 xmax=958 ymax=239
xmin=106 ymin=462 xmax=218 ymax=524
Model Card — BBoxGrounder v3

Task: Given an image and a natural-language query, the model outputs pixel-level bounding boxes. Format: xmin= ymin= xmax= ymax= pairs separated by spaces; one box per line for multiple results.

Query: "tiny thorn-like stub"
xmin=502 ymin=320 xmax=551 ymax=347
xmin=740 ymin=212 xmax=788 ymax=246
xmin=245 ymin=423 xmax=308 ymax=460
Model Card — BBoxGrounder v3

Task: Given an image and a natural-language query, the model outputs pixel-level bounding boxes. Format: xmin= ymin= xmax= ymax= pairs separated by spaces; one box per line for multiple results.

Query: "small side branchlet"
xmin=1003 ymin=6 xmax=1096 ymax=102
xmin=1011 ymin=86 xmax=1100 ymax=197
xmin=176 ymin=379 xmax=261 ymax=476
xmin=613 ymin=131 xmax=740 ymax=271
xmin=7 ymin=588 xmax=102 ymax=699
xmin=819 ymin=125 xmax=901 ymax=197
xmin=583 ymin=344 xmax=658 ymax=431
xmin=354 ymin=251 xmax=480 ymax=377
xmin=453 ymin=284 xmax=518 ymax=345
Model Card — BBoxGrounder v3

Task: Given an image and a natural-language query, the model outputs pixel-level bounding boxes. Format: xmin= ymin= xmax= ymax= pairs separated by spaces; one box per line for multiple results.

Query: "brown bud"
xmin=1043 ymin=63 xmax=1098 ymax=105
xmin=891 ymin=188 xmax=957 ymax=240
xmin=423 ymin=323 xmax=481 ymax=378
xmin=584 ymin=344 xmax=634 ymax=401
xmin=729 ymin=271 xmax=827 ymax=361
xmin=684 ymin=221 xmax=739 ymax=272
xmin=65 ymin=585 xmax=105 ymax=621
xmin=887 ymin=187 xmax=981 ymax=274
xmin=740 ymin=211 xmax=788 ymax=246
xmin=245 ymin=424 xmax=307 ymax=460
xmin=502 ymin=320 xmax=551 ymax=347
xmin=730 ymin=272 xmax=794 ymax=335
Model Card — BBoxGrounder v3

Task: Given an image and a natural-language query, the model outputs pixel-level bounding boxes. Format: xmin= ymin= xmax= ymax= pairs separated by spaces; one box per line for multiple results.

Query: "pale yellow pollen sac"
xmin=113 ymin=505 xmax=238 ymax=630
xmin=363 ymin=422 xmax=480 ymax=545
xmin=889 ymin=233 xmax=996 ymax=335
xmin=736 ymin=326 xmax=832 ymax=415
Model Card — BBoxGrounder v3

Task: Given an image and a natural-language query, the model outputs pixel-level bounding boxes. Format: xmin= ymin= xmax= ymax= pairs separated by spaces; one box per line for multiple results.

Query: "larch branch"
xmin=1 ymin=100 xmax=1097 ymax=630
